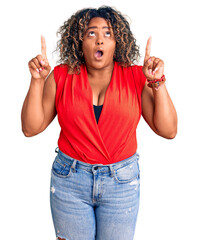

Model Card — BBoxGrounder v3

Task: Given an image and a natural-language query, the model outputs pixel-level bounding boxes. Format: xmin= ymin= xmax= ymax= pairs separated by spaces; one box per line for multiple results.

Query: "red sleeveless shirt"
xmin=54 ymin=61 xmax=146 ymax=165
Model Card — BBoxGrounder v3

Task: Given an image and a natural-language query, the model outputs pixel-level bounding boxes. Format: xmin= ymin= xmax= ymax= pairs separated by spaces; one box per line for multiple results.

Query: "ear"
xmin=80 ymin=51 xmax=84 ymax=57
xmin=80 ymin=51 xmax=85 ymax=63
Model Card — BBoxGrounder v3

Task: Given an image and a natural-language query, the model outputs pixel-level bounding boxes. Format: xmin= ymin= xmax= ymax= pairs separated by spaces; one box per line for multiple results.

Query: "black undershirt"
xmin=93 ymin=105 xmax=103 ymax=124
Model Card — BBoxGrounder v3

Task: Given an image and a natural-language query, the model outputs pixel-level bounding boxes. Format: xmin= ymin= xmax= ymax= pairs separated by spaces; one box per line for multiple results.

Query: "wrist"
xmin=152 ymin=82 xmax=166 ymax=94
xmin=31 ymin=77 xmax=45 ymax=86
xmin=147 ymin=75 xmax=166 ymax=91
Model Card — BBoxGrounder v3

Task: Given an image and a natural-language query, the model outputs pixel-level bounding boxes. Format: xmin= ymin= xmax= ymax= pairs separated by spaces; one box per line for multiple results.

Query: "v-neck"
xmin=83 ymin=62 xmax=116 ymax=127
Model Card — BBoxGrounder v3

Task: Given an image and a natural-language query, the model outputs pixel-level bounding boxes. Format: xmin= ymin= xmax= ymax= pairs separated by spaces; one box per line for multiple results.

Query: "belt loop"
xmin=109 ymin=165 xmax=115 ymax=177
xmin=136 ymin=153 xmax=140 ymax=162
xmin=71 ymin=159 xmax=77 ymax=173
xmin=55 ymin=147 xmax=59 ymax=153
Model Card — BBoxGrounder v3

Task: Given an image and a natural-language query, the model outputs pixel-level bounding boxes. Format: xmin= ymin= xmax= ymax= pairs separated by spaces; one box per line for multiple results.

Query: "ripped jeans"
xmin=50 ymin=149 xmax=140 ymax=240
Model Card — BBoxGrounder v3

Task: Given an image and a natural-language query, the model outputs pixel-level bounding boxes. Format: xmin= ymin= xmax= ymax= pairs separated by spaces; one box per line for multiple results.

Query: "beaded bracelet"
xmin=147 ymin=75 xmax=166 ymax=90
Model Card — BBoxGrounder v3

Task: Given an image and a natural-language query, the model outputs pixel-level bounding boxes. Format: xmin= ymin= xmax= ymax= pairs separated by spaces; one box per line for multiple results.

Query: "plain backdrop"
xmin=1 ymin=0 xmax=198 ymax=239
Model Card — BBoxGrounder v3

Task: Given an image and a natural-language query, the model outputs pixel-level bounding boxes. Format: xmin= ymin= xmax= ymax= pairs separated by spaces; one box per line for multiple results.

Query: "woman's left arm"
xmin=141 ymin=37 xmax=177 ymax=139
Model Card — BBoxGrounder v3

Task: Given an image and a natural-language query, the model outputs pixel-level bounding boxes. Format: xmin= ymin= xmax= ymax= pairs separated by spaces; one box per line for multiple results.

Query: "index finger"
xmin=144 ymin=36 xmax=152 ymax=63
xmin=41 ymin=35 xmax=47 ymax=57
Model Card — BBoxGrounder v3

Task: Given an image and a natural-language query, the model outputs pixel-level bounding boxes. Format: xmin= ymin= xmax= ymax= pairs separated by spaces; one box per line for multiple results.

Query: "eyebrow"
xmin=86 ymin=26 xmax=112 ymax=31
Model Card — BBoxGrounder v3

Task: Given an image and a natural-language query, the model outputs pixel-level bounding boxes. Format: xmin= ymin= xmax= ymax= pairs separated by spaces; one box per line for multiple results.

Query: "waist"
xmin=56 ymin=148 xmax=139 ymax=173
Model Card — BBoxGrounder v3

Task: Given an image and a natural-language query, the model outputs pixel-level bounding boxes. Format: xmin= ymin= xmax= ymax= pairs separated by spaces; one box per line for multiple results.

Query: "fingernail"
xmin=40 ymin=60 xmax=45 ymax=65
xmin=36 ymin=69 xmax=39 ymax=72
xmin=39 ymin=68 xmax=42 ymax=72
xmin=149 ymin=58 xmax=151 ymax=62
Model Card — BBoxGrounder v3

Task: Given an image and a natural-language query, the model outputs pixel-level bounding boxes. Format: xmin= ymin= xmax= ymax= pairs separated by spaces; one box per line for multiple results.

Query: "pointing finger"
xmin=41 ymin=35 xmax=47 ymax=57
xmin=144 ymin=36 xmax=152 ymax=64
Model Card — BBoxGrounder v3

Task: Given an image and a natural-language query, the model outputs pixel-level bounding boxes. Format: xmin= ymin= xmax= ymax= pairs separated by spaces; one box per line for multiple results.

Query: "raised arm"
xmin=141 ymin=37 xmax=177 ymax=139
xmin=21 ymin=36 xmax=57 ymax=137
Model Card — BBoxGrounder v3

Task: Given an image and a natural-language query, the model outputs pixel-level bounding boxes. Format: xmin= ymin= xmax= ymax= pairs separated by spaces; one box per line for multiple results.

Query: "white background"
xmin=1 ymin=0 xmax=198 ymax=239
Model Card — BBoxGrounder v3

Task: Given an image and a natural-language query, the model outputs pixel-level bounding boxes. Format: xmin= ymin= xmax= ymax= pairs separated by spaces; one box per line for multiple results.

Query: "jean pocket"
xmin=52 ymin=156 xmax=73 ymax=178
xmin=113 ymin=159 xmax=140 ymax=184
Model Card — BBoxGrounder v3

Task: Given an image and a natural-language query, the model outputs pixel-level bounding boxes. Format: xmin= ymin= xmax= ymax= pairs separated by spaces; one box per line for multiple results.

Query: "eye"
xmin=105 ymin=31 xmax=111 ymax=37
xmin=88 ymin=31 xmax=95 ymax=37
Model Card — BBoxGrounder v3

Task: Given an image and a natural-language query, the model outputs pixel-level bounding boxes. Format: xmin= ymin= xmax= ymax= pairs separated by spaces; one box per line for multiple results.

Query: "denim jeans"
xmin=50 ymin=149 xmax=140 ymax=240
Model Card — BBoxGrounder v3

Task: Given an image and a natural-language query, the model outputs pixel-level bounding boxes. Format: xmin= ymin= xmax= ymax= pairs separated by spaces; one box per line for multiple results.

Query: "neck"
xmin=86 ymin=61 xmax=114 ymax=80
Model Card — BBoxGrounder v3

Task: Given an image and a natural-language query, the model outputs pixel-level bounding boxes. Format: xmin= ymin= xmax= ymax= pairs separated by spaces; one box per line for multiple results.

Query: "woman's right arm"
xmin=21 ymin=36 xmax=57 ymax=137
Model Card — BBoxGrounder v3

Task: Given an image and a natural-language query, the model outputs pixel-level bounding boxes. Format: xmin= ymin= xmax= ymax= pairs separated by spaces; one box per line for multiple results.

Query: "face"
xmin=82 ymin=17 xmax=116 ymax=70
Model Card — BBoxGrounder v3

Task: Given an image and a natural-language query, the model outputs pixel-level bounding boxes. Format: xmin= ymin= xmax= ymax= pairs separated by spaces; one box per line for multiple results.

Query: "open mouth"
xmin=95 ymin=50 xmax=103 ymax=58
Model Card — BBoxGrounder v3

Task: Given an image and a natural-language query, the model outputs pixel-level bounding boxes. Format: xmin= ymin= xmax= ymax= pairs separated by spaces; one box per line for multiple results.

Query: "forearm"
xmin=21 ymin=78 xmax=45 ymax=136
xmin=152 ymin=84 xmax=177 ymax=138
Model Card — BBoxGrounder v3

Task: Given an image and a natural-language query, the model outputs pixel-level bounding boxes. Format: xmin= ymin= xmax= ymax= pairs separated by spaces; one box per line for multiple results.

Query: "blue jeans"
xmin=50 ymin=149 xmax=140 ymax=240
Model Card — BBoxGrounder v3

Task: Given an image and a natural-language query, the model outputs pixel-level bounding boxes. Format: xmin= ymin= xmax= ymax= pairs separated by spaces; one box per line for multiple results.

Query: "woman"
xmin=21 ymin=6 xmax=177 ymax=240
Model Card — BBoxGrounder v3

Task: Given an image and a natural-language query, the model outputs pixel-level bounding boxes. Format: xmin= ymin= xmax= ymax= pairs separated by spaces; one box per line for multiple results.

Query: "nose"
xmin=96 ymin=39 xmax=103 ymax=45
xmin=96 ymin=34 xmax=104 ymax=45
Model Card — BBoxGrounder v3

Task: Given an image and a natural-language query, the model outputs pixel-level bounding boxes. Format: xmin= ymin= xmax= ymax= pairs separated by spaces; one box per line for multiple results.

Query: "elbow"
xmin=154 ymin=117 xmax=178 ymax=139
xmin=154 ymin=123 xmax=177 ymax=139
xmin=22 ymin=127 xmax=36 ymax=137
xmin=21 ymin=125 xmax=42 ymax=137
xmin=167 ymin=129 xmax=177 ymax=139
xmin=160 ymin=126 xmax=177 ymax=140
xmin=21 ymin=121 xmax=34 ymax=137
xmin=167 ymin=121 xmax=178 ymax=139
xmin=21 ymin=119 xmax=44 ymax=137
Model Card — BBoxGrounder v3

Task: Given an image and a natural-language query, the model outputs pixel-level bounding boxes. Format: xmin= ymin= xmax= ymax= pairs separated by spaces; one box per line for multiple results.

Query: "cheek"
xmin=109 ymin=43 xmax=116 ymax=55
xmin=82 ymin=41 xmax=88 ymax=50
xmin=82 ymin=43 xmax=91 ymax=55
xmin=82 ymin=44 xmax=86 ymax=54
xmin=110 ymin=40 xmax=116 ymax=49
xmin=82 ymin=46 xmax=92 ymax=62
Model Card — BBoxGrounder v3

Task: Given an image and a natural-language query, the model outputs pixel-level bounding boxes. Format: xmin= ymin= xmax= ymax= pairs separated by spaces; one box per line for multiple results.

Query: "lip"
xmin=94 ymin=48 xmax=104 ymax=60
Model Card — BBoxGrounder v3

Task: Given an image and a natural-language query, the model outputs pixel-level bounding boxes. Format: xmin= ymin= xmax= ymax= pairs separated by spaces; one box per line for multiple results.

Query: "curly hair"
xmin=55 ymin=6 xmax=140 ymax=74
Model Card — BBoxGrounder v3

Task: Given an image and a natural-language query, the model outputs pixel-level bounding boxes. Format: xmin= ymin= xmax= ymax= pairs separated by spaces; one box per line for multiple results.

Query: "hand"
xmin=142 ymin=36 xmax=164 ymax=81
xmin=28 ymin=35 xmax=51 ymax=80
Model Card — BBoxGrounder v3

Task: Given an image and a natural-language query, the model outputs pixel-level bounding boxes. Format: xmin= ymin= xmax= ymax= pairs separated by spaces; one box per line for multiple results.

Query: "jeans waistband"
xmin=55 ymin=148 xmax=139 ymax=176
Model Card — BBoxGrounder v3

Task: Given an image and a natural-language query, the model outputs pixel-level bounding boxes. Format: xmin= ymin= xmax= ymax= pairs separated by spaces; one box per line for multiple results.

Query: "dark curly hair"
xmin=55 ymin=6 xmax=140 ymax=74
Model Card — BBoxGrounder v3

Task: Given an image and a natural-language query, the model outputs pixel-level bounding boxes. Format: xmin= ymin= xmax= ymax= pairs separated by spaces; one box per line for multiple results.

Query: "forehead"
xmin=87 ymin=17 xmax=111 ymax=27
